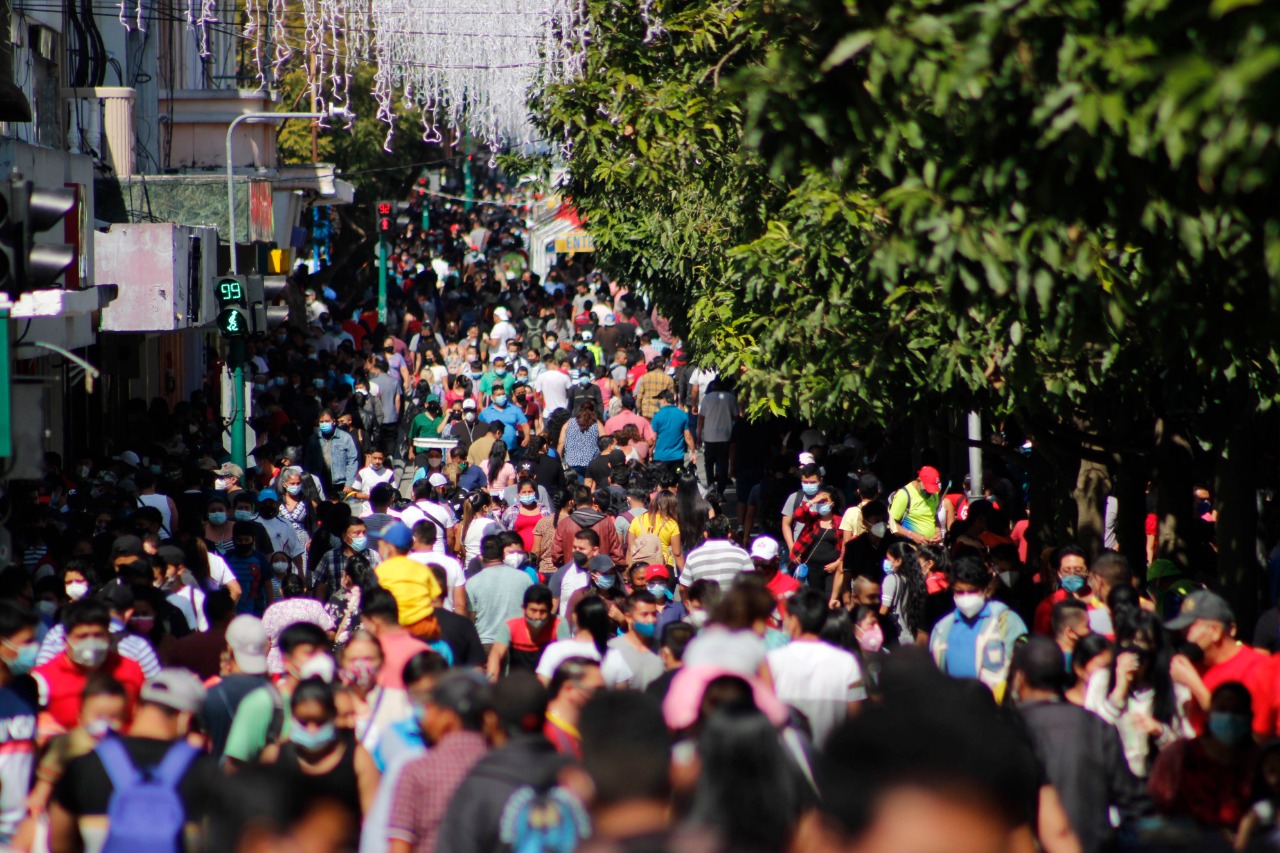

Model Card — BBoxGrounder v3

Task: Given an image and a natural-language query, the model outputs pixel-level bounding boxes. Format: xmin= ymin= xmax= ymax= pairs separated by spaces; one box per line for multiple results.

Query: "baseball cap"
xmin=644 ymin=565 xmax=670 ymax=582
xmin=257 ymin=488 xmax=280 ymax=503
xmin=587 ymin=555 xmax=615 ymax=575
xmin=428 ymin=473 xmax=449 ymax=488
xmin=494 ymin=306 xmax=510 ymax=321
xmin=112 ymin=535 xmax=145 ymax=558
xmin=371 ymin=520 xmax=414 ymax=551
xmin=918 ymin=466 xmax=942 ymax=494
xmin=225 ymin=615 xmax=268 ymax=675
xmin=426 ymin=394 xmax=440 ymax=404
xmin=582 ymin=330 xmax=594 ymax=341
xmin=749 ymin=537 xmax=780 ymax=562
xmin=798 ymin=452 xmax=816 ymax=466
xmin=156 ymin=545 xmax=186 ymax=567
xmin=462 ymin=399 xmax=477 ymax=410
xmin=214 ymin=462 xmax=245 ymax=479
xmin=117 ymin=450 xmax=141 ymax=469
xmin=140 ymin=668 xmax=207 ymax=713
xmin=1164 ymin=590 xmax=1235 ymax=631
xmin=602 ymin=313 xmax=616 ymax=325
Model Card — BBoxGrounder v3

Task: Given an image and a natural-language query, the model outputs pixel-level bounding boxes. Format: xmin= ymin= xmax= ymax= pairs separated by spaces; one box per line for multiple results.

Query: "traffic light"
xmin=377 ymin=200 xmax=393 ymax=236
xmin=260 ymin=275 xmax=291 ymax=331
xmin=213 ymin=274 xmax=248 ymax=337
xmin=0 ymin=170 xmax=76 ymax=297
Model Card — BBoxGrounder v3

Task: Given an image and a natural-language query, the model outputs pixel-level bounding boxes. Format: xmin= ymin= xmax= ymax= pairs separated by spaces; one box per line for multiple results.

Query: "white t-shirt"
xmin=535 ymin=639 xmax=634 ymax=687
xmin=536 ymin=370 xmax=572 ymax=414
xmin=409 ymin=551 xmax=465 ymax=612
xmin=397 ymin=501 xmax=455 ymax=554
xmin=463 ymin=518 xmax=503 ymax=567
xmin=167 ymin=586 xmax=208 ymax=632
xmin=767 ymin=640 xmax=865 ymax=746
xmin=206 ymin=553 xmax=237 ymax=590
xmin=490 ymin=321 xmax=519 ymax=348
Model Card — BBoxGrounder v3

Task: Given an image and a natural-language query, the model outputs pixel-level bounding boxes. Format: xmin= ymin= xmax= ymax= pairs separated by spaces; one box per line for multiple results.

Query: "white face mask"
xmin=998 ymin=571 xmax=1018 ymax=588
xmin=687 ymin=610 xmax=709 ymax=629
xmin=953 ymin=592 xmax=986 ymax=619
xmin=869 ymin=522 xmax=886 ymax=538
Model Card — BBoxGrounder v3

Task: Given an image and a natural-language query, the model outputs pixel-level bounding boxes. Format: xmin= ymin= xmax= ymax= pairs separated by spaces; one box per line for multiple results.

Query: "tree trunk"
xmin=1153 ymin=415 xmax=1194 ymax=571
xmin=1215 ymin=415 xmax=1264 ymax=637
xmin=1073 ymin=458 xmax=1109 ymax=559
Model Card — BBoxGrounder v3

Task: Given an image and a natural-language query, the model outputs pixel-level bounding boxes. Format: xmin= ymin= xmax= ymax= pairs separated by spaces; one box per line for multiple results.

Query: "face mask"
xmin=493 ymin=395 xmax=508 ymax=407
xmin=36 ymin=600 xmax=57 ymax=617
xmin=290 ymin=722 xmax=336 ymax=751
xmin=2 ymin=639 xmax=38 ymax=675
xmin=471 ymin=372 xmax=483 ymax=380
xmin=519 ymin=494 xmax=537 ymax=506
xmin=633 ymin=620 xmax=656 ymax=639
xmin=208 ymin=512 xmax=228 ymax=526
xmin=272 ymin=560 xmax=289 ymax=575
xmin=66 ymin=581 xmax=90 ymax=600
xmin=234 ymin=509 xmax=254 ymax=522
xmin=215 ymin=478 xmax=230 ymax=491
xmin=687 ymin=610 xmax=709 ymax=629
xmin=149 ymin=464 xmax=163 ymax=475
xmin=77 ymin=465 xmax=91 ymax=478
xmin=503 ymin=552 xmax=525 ymax=569
xmin=68 ymin=636 xmax=111 ymax=668
xmin=954 ymin=592 xmax=986 ymax=619
xmin=546 ymin=339 xmax=558 ymax=348
xmin=286 ymin=483 xmax=302 ymax=496
xmin=594 ymin=572 xmax=616 ymax=590
xmin=572 ymin=551 xmax=588 ymax=569
xmin=526 ymin=616 xmax=548 ymax=631
xmin=339 ymin=659 xmax=379 ymax=691
xmin=1061 ymin=575 xmax=1086 ymax=594
xmin=235 ymin=542 xmax=254 ymax=556
xmin=349 ymin=535 xmax=368 ymax=553
xmin=128 ymin=616 xmax=155 ymax=634
xmin=1208 ymin=712 xmax=1252 ymax=747
xmin=458 ymin=463 xmax=468 ymax=472
xmin=370 ymin=463 xmax=383 ymax=472
xmin=801 ymin=482 xmax=819 ymax=497
xmin=869 ymin=522 xmax=887 ymax=538
xmin=84 ymin=718 xmax=116 ymax=739
xmin=319 ymin=422 xmax=336 ymax=435
xmin=298 ymin=653 xmax=336 ymax=683
xmin=816 ymin=502 xmax=833 ymax=516
xmin=856 ymin=622 xmax=885 ymax=654
xmin=495 ymin=368 xmax=507 ymax=377
xmin=464 ymin=412 xmax=476 ymax=423
xmin=999 ymin=571 xmax=1018 ymax=588
xmin=882 ymin=557 xmax=894 ymax=574
xmin=647 ymin=583 xmax=669 ymax=600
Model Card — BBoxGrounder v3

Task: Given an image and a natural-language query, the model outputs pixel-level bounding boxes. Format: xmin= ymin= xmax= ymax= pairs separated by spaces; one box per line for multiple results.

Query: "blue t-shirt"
xmin=651 ymin=405 xmax=690 ymax=462
xmin=479 ymin=404 xmax=528 ymax=448
xmin=0 ymin=686 xmax=36 ymax=841
xmin=942 ymin=604 xmax=993 ymax=679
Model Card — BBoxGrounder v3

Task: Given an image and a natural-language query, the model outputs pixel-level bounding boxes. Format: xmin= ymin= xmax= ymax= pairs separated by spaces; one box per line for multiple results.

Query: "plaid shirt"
xmin=634 ymin=370 xmax=674 ymax=419
xmin=789 ymin=501 xmax=844 ymax=563
xmin=310 ymin=546 xmax=381 ymax=592
xmin=388 ymin=731 xmax=488 ymax=852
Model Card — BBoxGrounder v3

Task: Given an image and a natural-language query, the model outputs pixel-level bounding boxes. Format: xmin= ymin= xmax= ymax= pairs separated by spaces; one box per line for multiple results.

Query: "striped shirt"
xmin=679 ymin=539 xmax=754 ymax=588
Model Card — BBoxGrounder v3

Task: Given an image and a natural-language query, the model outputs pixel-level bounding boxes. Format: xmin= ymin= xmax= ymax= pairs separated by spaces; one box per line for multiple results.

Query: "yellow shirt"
xmin=628 ymin=513 xmax=680 ymax=566
xmin=375 ymin=555 xmax=443 ymax=625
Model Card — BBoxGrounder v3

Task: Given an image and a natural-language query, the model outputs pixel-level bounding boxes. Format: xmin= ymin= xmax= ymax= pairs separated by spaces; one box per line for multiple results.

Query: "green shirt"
xmin=409 ymin=412 xmax=445 ymax=441
xmin=889 ymin=482 xmax=940 ymax=538
xmin=479 ymin=372 xmax=515 ymax=398
xmin=222 ymin=683 xmax=291 ymax=763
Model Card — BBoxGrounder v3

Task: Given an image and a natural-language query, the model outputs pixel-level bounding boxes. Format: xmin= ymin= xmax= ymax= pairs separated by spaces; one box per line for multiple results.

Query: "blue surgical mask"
xmin=493 ymin=395 xmax=508 ymax=407
xmin=816 ymin=502 xmax=833 ymax=516
xmin=290 ymin=721 xmax=336 ymax=751
xmin=286 ymin=484 xmax=302 ymax=496
xmin=2 ymin=640 xmax=38 ymax=675
xmin=234 ymin=509 xmax=254 ymax=522
xmin=633 ymin=621 xmax=656 ymax=639
xmin=1208 ymin=712 xmax=1252 ymax=747
xmin=519 ymin=494 xmax=538 ymax=506
xmin=594 ymin=572 xmax=616 ymax=590
xmin=801 ymin=482 xmax=819 ymax=497
xmin=1061 ymin=575 xmax=1086 ymax=594
xmin=313 ymin=378 xmax=326 ymax=388
xmin=349 ymin=535 xmax=368 ymax=553
xmin=208 ymin=511 xmax=227 ymax=525
xmin=319 ymin=422 xmax=335 ymax=435
xmin=647 ymin=583 xmax=669 ymax=600
xmin=495 ymin=368 xmax=507 ymax=376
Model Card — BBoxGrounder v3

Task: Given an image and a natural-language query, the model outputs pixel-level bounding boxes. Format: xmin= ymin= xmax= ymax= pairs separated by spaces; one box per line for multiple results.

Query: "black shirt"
xmin=54 ymin=736 xmax=221 ymax=817
xmin=200 ymin=673 xmax=270 ymax=759
xmin=435 ymin=607 xmax=486 ymax=666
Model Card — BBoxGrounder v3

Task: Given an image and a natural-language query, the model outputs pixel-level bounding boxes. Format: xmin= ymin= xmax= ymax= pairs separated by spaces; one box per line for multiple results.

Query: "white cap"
xmin=428 ymin=473 xmax=449 ymax=488
xmin=225 ymin=615 xmax=268 ymax=675
xmin=118 ymin=450 xmax=141 ymax=469
xmin=494 ymin=307 xmax=510 ymax=321
xmin=462 ymin=399 xmax=477 ymax=410
xmin=798 ymin=452 xmax=816 ymax=466
xmin=749 ymin=537 xmax=780 ymax=562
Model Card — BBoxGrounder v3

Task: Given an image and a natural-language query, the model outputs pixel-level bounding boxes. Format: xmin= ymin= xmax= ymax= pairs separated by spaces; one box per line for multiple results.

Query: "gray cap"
xmin=1164 ymin=589 xmax=1234 ymax=631
xmin=225 ymin=615 xmax=268 ymax=675
xmin=140 ymin=668 xmax=207 ymax=713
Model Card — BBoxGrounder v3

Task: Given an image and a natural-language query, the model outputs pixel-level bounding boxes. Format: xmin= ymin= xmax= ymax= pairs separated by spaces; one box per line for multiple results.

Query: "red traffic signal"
xmin=377 ymin=200 xmax=394 ymax=235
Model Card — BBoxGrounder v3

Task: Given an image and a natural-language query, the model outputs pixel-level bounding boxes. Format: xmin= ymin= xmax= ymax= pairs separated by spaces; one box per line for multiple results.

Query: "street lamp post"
xmin=223 ymin=108 xmax=349 ymax=470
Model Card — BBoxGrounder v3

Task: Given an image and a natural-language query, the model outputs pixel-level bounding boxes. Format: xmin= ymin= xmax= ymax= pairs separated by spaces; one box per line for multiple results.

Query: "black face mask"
xmin=235 ymin=542 xmax=254 ymax=556
xmin=572 ymin=551 xmax=588 ymax=569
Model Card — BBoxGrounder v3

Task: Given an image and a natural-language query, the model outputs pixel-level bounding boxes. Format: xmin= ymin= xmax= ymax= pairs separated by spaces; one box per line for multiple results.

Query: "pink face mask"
xmin=857 ymin=622 xmax=885 ymax=654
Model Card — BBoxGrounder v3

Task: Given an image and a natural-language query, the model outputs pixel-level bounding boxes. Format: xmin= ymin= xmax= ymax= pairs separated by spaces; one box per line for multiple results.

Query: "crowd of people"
xmin=3 ymin=188 xmax=1280 ymax=852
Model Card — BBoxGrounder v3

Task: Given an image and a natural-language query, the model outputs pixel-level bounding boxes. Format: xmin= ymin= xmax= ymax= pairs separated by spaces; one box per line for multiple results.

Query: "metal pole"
xmin=967 ymin=410 xmax=983 ymax=500
xmin=378 ymin=232 xmax=388 ymax=324
xmin=0 ymin=299 xmax=11 ymax=459
xmin=230 ymin=337 xmax=247 ymax=471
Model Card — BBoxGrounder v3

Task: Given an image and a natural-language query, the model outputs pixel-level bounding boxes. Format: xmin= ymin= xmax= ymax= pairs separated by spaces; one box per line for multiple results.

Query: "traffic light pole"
xmin=0 ymin=299 xmax=11 ymax=459
xmin=229 ymin=336 xmax=247 ymax=471
xmin=378 ymin=230 xmax=388 ymax=324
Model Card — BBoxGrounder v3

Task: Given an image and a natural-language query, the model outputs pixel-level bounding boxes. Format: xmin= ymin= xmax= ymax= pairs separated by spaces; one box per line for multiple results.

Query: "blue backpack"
xmin=96 ymin=736 xmax=199 ymax=853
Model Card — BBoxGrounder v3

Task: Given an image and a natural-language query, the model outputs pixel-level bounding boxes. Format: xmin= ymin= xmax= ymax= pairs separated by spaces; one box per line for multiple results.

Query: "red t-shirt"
xmin=765 ymin=572 xmax=801 ymax=627
xmin=1191 ymin=644 xmax=1270 ymax=736
xmin=33 ymin=652 xmax=145 ymax=730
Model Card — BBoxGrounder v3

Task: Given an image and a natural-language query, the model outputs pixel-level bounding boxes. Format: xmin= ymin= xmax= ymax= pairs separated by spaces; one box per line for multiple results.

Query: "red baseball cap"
xmin=918 ymin=466 xmax=942 ymax=494
xmin=644 ymin=565 xmax=670 ymax=582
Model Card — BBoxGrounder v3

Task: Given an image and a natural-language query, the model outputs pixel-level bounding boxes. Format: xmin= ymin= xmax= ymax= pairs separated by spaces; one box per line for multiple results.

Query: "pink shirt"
xmin=377 ymin=629 xmax=431 ymax=689
xmin=604 ymin=410 xmax=656 ymax=443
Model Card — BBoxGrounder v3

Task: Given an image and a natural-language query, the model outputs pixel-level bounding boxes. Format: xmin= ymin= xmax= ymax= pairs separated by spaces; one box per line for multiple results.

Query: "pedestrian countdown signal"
xmin=217 ymin=307 xmax=248 ymax=336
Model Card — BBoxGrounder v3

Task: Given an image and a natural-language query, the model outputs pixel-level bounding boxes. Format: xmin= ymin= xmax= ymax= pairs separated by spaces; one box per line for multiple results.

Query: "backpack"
xmin=498 ymin=784 xmax=591 ymax=853
xmin=96 ymin=736 xmax=199 ymax=853
xmin=627 ymin=514 xmax=665 ymax=566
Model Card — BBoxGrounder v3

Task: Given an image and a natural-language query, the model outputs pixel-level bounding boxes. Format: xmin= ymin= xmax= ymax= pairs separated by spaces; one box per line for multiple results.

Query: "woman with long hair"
xmin=629 ymin=490 xmax=683 ymax=569
xmin=676 ymin=473 xmax=711 ymax=557
xmin=503 ymin=477 xmax=550 ymax=555
xmin=789 ymin=487 xmax=845 ymax=602
xmin=184 ymin=536 xmax=241 ymax=604
xmin=1085 ymin=609 xmax=1193 ymax=777
xmin=558 ymin=401 xmax=601 ymax=476
xmin=459 ymin=491 xmax=501 ymax=569
xmin=535 ymin=489 xmax=573 ymax=578
xmin=535 ymin=594 xmax=635 ymax=688
xmin=880 ymin=541 xmax=926 ymax=645
xmin=480 ymin=440 xmax=516 ymax=493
